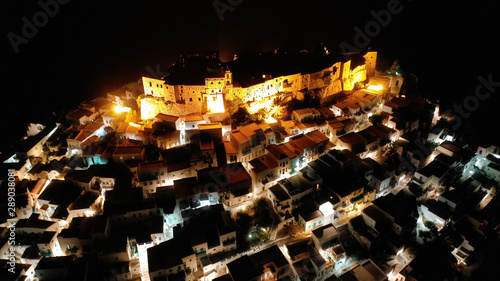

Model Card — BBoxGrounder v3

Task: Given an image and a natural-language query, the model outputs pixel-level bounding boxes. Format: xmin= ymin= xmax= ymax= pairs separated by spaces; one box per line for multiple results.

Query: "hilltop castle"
xmin=140 ymin=49 xmax=400 ymax=120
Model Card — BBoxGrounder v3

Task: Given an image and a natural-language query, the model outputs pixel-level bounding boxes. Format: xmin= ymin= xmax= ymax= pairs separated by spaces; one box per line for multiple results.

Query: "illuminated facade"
xmin=140 ymin=51 xmax=378 ymax=119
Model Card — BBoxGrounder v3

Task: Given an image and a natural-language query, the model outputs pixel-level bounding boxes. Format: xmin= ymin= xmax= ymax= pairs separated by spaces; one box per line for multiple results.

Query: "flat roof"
xmin=185 ymin=115 xmax=204 ymax=122
xmin=312 ymin=224 xmax=339 ymax=240
xmin=300 ymin=209 xmax=323 ymax=222
xmin=69 ymin=190 xmax=99 ymax=210
xmin=269 ymin=184 xmax=291 ymax=201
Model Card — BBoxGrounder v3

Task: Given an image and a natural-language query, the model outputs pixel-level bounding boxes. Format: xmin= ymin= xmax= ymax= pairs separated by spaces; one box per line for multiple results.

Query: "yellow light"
xmin=248 ymin=98 xmax=274 ymax=114
xmin=367 ymin=85 xmax=383 ymax=91
xmin=207 ymin=94 xmax=225 ymax=114
xmin=114 ymin=104 xmax=131 ymax=113
xmin=265 ymin=117 xmax=277 ymax=124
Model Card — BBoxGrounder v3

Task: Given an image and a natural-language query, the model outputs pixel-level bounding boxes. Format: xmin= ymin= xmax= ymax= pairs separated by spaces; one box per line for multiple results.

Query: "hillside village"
xmin=1 ymin=49 xmax=499 ymax=281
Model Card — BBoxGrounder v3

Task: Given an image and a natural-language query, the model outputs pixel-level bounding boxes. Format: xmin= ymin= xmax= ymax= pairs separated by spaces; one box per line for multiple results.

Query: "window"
xmin=189 ymin=98 xmax=193 ymax=102
xmin=149 ymin=82 xmax=152 ymax=87
xmin=198 ymin=98 xmax=201 ymax=101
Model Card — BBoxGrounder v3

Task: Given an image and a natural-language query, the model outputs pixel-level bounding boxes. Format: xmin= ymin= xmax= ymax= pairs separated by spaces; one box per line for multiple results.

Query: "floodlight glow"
xmin=367 ymin=85 xmax=383 ymax=91
xmin=265 ymin=116 xmax=277 ymax=124
xmin=114 ymin=104 xmax=131 ymax=113
xmin=319 ymin=202 xmax=334 ymax=216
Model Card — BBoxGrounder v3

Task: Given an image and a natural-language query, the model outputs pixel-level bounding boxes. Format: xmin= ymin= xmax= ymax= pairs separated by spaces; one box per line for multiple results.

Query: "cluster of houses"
xmin=1 ymin=49 xmax=500 ymax=281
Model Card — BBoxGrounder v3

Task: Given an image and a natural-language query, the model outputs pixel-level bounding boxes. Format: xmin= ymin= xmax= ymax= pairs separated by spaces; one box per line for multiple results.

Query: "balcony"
xmin=242 ymin=147 xmax=251 ymax=156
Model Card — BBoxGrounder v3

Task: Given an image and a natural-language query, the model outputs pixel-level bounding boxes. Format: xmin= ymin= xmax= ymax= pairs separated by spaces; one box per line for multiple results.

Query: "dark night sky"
xmin=1 ymin=0 xmax=499 ymax=152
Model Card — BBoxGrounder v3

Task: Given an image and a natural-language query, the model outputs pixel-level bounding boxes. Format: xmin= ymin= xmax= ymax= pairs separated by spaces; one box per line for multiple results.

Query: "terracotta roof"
xmin=339 ymin=133 xmax=366 ymax=145
xmin=249 ymin=155 xmax=278 ymax=174
xmin=113 ymin=146 xmax=144 ymax=155
xmin=230 ymin=130 xmax=251 ymax=144
xmin=225 ymin=163 xmax=251 ymax=184
xmin=237 ymin=122 xmax=261 ymax=137
xmin=223 ymin=142 xmax=238 ymax=154
xmin=173 ymin=177 xmax=200 ymax=199
xmin=341 ymin=119 xmax=356 ymax=126
xmin=328 ymin=121 xmax=345 ymax=129
xmin=199 ymin=123 xmax=222 ymax=130
xmin=290 ymin=134 xmax=316 ymax=149
xmin=185 ymin=115 xmax=204 ymax=122
xmin=306 ymin=130 xmax=329 ymax=144
xmin=334 ymin=100 xmax=359 ymax=110
xmin=155 ymin=113 xmax=179 ymax=122
xmin=283 ymin=143 xmax=303 ymax=157
xmin=81 ymin=135 xmax=99 ymax=146
xmin=293 ymin=108 xmax=314 ymax=116
xmin=319 ymin=107 xmax=335 ymax=118
xmin=83 ymin=122 xmax=104 ymax=134
xmin=73 ymin=131 xmax=92 ymax=142
xmin=138 ymin=161 xmax=166 ymax=171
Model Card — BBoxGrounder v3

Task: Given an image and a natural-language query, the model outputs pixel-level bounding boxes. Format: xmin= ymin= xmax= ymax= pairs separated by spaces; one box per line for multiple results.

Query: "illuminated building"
xmin=140 ymin=50 xmax=378 ymax=119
